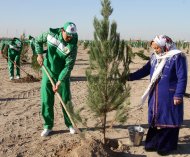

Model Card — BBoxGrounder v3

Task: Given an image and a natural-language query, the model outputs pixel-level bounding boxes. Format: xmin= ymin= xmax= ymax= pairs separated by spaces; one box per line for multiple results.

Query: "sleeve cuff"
xmin=174 ymin=96 xmax=183 ymax=100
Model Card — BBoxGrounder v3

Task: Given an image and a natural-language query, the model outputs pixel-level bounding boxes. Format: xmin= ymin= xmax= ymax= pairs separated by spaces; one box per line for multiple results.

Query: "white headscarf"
xmin=153 ymin=35 xmax=177 ymax=53
xmin=139 ymin=35 xmax=181 ymax=107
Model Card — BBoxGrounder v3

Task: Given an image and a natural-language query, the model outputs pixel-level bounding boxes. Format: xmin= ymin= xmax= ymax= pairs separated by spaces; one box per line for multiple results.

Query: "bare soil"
xmin=0 ymin=46 xmax=190 ymax=157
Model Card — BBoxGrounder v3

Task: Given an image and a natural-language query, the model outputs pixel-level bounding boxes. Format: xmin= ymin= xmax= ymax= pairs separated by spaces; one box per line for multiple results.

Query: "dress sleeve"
xmin=129 ymin=60 xmax=151 ymax=81
xmin=174 ymin=54 xmax=188 ymax=99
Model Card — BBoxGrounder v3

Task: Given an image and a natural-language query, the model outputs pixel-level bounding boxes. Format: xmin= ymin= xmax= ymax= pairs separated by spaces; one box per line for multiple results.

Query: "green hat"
xmin=63 ymin=22 xmax=77 ymax=36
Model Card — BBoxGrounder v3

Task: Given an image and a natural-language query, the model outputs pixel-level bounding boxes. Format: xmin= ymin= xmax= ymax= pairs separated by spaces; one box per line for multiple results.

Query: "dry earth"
xmin=0 ymin=46 xmax=190 ymax=157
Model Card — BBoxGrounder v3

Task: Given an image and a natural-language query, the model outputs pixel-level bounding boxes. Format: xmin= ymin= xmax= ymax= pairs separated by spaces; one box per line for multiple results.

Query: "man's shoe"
xmin=41 ymin=129 xmax=52 ymax=137
xmin=10 ymin=76 xmax=14 ymax=80
xmin=69 ymin=127 xmax=76 ymax=134
xmin=16 ymin=76 xmax=20 ymax=79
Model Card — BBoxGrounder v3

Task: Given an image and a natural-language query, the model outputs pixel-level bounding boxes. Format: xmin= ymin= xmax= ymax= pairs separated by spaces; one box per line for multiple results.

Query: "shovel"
xmin=2 ymin=54 xmax=34 ymax=79
xmin=42 ymin=65 xmax=82 ymax=135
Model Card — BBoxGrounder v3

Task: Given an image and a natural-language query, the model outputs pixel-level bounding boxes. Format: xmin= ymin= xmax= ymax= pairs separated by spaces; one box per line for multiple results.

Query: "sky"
xmin=0 ymin=0 xmax=190 ymax=41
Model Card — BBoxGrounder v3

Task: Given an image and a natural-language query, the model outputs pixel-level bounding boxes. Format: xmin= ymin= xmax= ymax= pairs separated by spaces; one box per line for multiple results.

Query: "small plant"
xmin=86 ymin=0 xmax=131 ymax=144
xmin=135 ymin=50 xmax=150 ymax=60
xmin=83 ymin=40 xmax=90 ymax=50
xmin=31 ymin=54 xmax=41 ymax=73
xmin=20 ymin=33 xmax=30 ymax=63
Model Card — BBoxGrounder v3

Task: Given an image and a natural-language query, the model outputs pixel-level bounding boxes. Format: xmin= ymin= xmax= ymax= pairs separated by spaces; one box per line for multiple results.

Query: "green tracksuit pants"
xmin=41 ymin=70 xmax=72 ymax=129
xmin=8 ymin=53 xmax=20 ymax=77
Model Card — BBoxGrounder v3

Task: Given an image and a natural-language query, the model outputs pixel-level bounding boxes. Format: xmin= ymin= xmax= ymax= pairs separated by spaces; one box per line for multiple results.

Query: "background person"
xmin=28 ymin=35 xmax=36 ymax=55
xmin=0 ymin=37 xmax=22 ymax=80
xmin=128 ymin=35 xmax=188 ymax=155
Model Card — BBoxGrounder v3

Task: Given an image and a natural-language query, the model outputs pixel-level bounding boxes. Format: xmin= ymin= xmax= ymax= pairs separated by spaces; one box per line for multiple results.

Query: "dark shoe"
xmin=145 ymin=147 xmax=157 ymax=152
xmin=157 ymin=150 xmax=170 ymax=156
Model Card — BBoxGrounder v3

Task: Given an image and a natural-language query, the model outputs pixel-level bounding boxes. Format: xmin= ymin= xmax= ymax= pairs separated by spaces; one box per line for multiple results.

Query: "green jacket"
xmin=0 ymin=39 xmax=11 ymax=51
xmin=0 ymin=38 xmax=22 ymax=56
xmin=10 ymin=38 xmax=22 ymax=51
xmin=35 ymin=28 xmax=78 ymax=81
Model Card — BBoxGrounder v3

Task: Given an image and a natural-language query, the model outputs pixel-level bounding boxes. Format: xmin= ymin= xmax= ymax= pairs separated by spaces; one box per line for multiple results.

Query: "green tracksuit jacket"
xmin=35 ymin=28 xmax=78 ymax=129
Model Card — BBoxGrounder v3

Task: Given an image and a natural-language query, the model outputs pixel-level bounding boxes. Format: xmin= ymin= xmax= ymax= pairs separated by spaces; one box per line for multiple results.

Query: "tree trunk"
xmin=102 ymin=113 xmax=107 ymax=144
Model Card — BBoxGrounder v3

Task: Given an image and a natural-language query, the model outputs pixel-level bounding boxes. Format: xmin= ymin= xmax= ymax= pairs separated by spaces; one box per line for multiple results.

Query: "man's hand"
xmin=37 ymin=54 xmax=44 ymax=66
xmin=174 ymin=98 xmax=182 ymax=105
xmin=53 ymin=81 xmax=61 ymax=93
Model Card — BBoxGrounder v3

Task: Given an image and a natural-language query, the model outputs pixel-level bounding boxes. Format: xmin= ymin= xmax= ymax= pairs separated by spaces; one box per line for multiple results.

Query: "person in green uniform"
xmin=35 ymin=22 xmax=78 ymax=136
xmin=28 ymin=35 xmax=36 ymax=55
xmin=28 ymin=35 xmax=41 ymax=73
xmin=0 ymin=38 xmax=22 ymax=80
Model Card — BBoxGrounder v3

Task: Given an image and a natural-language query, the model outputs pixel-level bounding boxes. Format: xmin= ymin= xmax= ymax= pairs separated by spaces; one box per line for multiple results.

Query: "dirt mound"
xmin=55 ymin=138 xmax=124 ymax=157
xmin=12 ymin=75 xmax=40 ymax=83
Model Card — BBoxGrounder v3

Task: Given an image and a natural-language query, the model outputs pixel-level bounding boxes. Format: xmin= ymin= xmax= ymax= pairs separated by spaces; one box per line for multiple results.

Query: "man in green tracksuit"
xmin=35 ymin=22 xmax=78 ymax=136
xmin=0 ymin=38 xmax=22 ymax=80
xmin=28 ymin=35 xmax=41 ymax=72
xmin=28 ymin=35 xmax=36 ymax=55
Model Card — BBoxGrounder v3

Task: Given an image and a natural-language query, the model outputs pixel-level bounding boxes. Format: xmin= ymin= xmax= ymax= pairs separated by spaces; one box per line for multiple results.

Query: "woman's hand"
xmin=53 ymin=81 xmax=61 ymax=93
xmin=174 ymin=98 xmax=182 ymax=105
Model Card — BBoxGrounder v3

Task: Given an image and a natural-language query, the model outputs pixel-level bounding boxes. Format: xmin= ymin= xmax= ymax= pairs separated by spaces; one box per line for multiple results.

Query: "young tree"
xmin=86 ymin=0 xmax=131 ymax=144
xmin=20 ymin=33 xmax=30 ymax=63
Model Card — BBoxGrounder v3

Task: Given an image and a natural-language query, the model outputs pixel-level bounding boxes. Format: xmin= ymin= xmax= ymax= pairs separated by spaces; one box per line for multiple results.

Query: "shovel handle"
xmin=2 ymin=54 xmax=30 ymax=76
